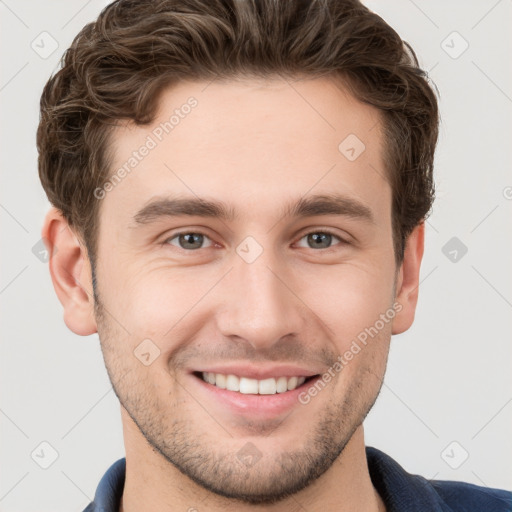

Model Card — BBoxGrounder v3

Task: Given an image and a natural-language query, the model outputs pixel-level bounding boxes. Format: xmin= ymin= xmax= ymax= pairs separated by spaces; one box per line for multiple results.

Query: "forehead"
xmin=102 ymin=76 xmax=389 ymax=228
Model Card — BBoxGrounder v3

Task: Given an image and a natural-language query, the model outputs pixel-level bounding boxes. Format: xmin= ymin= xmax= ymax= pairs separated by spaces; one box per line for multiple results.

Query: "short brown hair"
xmin=37 ymin=0 xmax=439 ymax=270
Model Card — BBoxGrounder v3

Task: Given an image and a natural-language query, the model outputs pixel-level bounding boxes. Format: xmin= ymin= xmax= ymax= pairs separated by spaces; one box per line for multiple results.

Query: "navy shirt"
xmin=83 ymin=446 xmax=512 ymax=511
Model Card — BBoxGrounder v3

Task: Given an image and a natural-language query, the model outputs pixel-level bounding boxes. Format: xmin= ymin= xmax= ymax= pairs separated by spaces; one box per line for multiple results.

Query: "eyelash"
xmin=162 ymin=228 xmax=350 ymax=252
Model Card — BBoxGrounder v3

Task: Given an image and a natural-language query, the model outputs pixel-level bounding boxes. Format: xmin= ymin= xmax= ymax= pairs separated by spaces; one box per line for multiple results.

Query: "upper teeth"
xmin=201 ymin=372 xmax=307 ymax=394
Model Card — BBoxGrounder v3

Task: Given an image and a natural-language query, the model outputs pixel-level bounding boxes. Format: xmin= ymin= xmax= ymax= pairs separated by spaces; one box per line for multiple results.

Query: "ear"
xmin=392 ymin=222 xmax=425 ymax=335
xmin=41 ymin=207 xmax=97 ymax=336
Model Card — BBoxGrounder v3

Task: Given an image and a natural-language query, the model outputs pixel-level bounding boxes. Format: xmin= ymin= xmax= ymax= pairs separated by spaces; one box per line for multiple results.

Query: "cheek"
xmin=101 ymin=264 xmax=218 ymax=345
xmin=296 ymin=260 xmax=396 ymax=342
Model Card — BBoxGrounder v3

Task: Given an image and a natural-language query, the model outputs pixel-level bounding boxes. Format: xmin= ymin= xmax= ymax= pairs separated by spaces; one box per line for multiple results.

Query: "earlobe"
xmin=391 ymin=222 xmax=425 ymax=335
xmin=41 ymin=208 xmax=97 ymax=336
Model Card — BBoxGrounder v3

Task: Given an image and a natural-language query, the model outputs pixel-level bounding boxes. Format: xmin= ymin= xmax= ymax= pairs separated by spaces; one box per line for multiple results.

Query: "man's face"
xmin=94 ymin=77 xmax=398 ymax=503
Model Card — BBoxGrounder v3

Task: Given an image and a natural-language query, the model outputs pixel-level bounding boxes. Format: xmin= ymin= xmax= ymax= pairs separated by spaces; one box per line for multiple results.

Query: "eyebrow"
xmin=131 ymin=193 xmax=375 ymax=226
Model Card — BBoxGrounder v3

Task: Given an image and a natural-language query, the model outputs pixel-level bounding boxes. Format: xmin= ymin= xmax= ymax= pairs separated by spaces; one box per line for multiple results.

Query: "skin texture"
xmin=43 ymin=76 xmax=424 ymax=511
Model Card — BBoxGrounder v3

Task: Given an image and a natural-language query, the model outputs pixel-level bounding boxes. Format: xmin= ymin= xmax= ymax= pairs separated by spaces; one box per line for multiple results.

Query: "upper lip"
xmin=191 ymin=364 xmax=321 ymax=380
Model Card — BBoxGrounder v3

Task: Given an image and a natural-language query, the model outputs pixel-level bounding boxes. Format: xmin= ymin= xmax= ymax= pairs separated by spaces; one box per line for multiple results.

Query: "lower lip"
xmin=188 ymin=373 xmax=320 ymax=419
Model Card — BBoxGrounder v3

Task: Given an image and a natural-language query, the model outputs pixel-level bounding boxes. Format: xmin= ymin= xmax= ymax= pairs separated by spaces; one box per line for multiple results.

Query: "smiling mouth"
xmin=193 ymin=371 xmax=319 ymax=395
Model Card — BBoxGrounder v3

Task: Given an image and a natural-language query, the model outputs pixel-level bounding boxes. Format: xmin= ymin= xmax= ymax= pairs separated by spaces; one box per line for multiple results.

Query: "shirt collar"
xmin=366 ymin=446 xmax=453 ymax=512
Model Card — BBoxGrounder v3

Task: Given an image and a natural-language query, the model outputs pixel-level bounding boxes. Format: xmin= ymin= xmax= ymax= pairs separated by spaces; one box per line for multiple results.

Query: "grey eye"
xmin=166 ymin=232 xmax=213 ymax=250
xmin=296 ymin=232 xmax=343 ymax=249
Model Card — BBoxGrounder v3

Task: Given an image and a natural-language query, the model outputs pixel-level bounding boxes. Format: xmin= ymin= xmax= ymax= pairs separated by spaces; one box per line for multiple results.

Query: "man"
xmin=37 ymin=0 xmax=511 ymax=510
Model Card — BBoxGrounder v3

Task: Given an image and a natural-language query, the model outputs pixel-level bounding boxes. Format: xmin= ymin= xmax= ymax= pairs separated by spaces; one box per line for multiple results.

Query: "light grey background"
xmin=1 ymin=1 xmax=511 ymax=511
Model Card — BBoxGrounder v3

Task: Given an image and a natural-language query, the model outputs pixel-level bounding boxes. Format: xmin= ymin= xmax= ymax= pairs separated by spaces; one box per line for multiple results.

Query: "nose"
xmin=215 ymin=245 xmax=307 ymax=351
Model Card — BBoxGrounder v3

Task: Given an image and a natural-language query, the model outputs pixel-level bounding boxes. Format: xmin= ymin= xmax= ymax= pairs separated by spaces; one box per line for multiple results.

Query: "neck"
xmin=119 ymin=409 xmax=385 ymax=512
